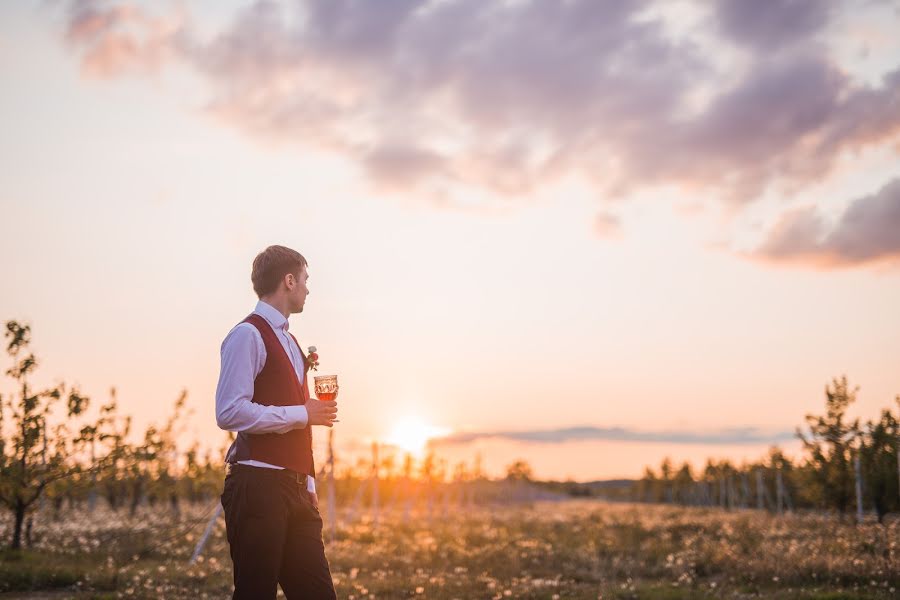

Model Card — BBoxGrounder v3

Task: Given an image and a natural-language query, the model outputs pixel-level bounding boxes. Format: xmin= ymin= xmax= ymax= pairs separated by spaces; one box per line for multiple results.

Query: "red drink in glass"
xmin=314 ymin=375 xmax=339 ymax=402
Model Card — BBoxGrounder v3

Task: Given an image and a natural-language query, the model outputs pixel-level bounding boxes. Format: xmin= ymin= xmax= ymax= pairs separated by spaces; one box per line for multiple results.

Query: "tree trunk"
xmin=11 ymin=500 xmax=26 ymax=550
xmin=52 ymin=496 xmax=64 ymax=521
xmin=854 ymin=452 xmax=864 ymax=524
xmin=25 ymin=515 xmax=33 ymax=547
xmin=130 ymin=480 xmax=143 ymax=517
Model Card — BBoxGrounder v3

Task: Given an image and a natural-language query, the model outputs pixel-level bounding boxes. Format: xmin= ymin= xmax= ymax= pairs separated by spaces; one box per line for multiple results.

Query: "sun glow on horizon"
xmin=386 ymin=416 xmax=450 ymax=456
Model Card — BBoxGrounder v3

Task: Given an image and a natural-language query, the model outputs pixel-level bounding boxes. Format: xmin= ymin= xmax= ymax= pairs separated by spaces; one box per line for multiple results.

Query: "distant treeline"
xmin=539 ymin=376 xmax=900 ymax=524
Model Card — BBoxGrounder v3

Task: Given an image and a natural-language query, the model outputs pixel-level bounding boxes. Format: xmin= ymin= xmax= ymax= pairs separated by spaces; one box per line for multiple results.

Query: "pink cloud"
xmin=63 ymin=0 xmax=183 ymax=78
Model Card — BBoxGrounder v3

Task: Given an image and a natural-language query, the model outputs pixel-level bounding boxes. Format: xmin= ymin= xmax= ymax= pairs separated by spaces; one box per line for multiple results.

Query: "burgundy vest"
xmin=233 ymin=313 xmax=315 ymax=475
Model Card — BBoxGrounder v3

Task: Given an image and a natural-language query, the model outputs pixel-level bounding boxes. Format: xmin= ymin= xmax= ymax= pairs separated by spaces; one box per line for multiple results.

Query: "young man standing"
xmin=216 ymin=245 xmax=338 ymax=599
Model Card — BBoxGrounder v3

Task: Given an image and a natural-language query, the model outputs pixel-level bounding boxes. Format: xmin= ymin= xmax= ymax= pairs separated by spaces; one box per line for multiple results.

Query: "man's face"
xmin=287 ymin=265 xmax=310 ymax=313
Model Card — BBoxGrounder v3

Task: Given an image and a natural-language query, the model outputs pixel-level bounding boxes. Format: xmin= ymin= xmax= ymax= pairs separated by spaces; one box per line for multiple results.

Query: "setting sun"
xmin=386 ymin=416 xmax=450 ymax=456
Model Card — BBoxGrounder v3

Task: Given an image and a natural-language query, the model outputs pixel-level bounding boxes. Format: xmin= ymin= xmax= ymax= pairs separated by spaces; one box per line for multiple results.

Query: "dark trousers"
xmin=221 ymin=464 xmax=336 ymax=600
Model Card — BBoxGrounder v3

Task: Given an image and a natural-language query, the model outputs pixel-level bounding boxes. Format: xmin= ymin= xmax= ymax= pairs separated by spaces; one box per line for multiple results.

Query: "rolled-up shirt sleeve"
xmin=215 ymin=324 xmax=309 ymax=434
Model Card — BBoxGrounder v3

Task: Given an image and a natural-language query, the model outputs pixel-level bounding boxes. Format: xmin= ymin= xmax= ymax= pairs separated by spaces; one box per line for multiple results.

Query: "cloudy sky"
xmin=2 ymin=0 xmax=899 ymax=480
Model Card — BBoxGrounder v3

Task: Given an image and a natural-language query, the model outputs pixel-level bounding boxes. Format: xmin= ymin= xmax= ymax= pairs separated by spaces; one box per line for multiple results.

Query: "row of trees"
xmin=2 ymin=319 xmax=898 ymax=549
xmin=0 ymin=320 xmax=550 ymax=549
xmin=630 ymin=376 xmax=900 ymax=523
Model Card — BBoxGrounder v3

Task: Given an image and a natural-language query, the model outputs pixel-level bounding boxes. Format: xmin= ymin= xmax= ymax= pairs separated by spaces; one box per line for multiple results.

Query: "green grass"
xmin=0 ymin=549 xmax=102 ymax=592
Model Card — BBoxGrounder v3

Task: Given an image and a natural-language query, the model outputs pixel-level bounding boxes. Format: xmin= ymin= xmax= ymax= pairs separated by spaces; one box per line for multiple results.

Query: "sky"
xmin=1 ymin=0 xmax=899 ymax=481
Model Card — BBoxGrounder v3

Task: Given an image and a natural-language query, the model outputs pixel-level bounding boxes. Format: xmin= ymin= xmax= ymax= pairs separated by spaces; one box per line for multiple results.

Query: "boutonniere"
xmin=307 ymin=346 xmax=319 ymax=371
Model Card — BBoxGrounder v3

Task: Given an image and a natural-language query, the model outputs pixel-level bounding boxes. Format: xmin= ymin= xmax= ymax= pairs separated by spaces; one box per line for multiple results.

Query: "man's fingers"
xmin=307 ymin=397 xmax=338 ymax=427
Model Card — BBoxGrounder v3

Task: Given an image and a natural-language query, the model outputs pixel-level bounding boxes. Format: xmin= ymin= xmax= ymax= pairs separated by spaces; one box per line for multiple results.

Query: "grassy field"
xmin=0 ymin=499 xmax=897 ymax=599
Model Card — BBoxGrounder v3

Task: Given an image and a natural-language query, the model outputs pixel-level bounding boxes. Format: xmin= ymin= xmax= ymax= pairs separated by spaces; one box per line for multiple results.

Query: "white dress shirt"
xmin=216 ymin=300 xmax=316 ymax=494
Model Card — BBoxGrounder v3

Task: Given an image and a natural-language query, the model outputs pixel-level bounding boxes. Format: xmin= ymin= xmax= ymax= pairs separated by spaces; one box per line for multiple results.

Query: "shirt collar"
xmin=254 ymin=300 xmax=290 ymax=332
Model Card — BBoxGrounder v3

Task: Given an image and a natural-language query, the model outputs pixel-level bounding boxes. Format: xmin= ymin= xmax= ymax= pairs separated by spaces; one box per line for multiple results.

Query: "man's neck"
xmin=260 ymin=296 xmax=291 ymax=320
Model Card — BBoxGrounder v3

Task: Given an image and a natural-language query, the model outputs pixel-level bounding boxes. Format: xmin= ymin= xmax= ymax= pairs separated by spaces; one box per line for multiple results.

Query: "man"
xmin=216 ymin=245 xmax=338 ymax=599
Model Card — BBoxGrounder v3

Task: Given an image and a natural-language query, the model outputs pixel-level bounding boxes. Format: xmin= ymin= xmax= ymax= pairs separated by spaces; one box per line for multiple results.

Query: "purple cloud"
xmin=714 ymin=0 xmax=832 ymax=52
xmin=55 ymin=0 xmax=900 ymax=268
xmin=623 ymin=52 xmax=900 ymax=204
xmin=430 ymin=425 xmax=798 ymax=446
xmin=752 ymin=177 xmax=900 ymax=267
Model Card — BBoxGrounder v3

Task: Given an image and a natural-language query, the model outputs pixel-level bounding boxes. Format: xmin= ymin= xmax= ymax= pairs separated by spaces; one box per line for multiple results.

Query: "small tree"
xmin=659 ymin=457 xmax=674 ymax=503
xmin=636 ymin=465 xmax=659 ymax=503
xmin=673 ymin=462 xmax=695 ymax=504
xmin=859 ymin=407 xmax=900 ymax=523
xmin=126 ymin=425 xmax=159 ymax=516
xmin=504 ymin=459 xmax=533 ymax=482
xmin=97 ymin=388 xmax=132 ymax=511
xmin=796 ymin=375 xmax=860 ymax=517
xmin=151 ymin=391 xmax=189 ymax=516
xmin=0 ymin=321 xmax=101 ymax=549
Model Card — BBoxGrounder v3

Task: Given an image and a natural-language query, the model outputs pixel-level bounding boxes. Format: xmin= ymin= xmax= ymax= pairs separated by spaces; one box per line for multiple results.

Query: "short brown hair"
xmin=251 ymin=245 xmax=308 ymax=298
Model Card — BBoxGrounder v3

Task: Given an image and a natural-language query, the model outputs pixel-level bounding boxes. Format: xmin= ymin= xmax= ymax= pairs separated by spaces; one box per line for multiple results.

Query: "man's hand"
xmin=309 ymin=491 xmax=319 ymax=510
xmin=306 ymin=396 xmax=338 ymax=427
